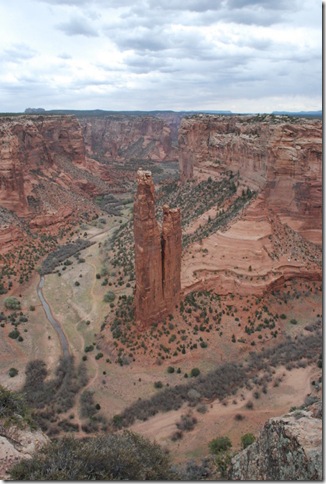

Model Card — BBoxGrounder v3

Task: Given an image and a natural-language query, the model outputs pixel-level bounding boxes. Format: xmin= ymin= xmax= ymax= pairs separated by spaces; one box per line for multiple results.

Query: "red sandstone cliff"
xmin=0 ymin=116 xmax=111 ymax=220
xmin=134 ymin=169 xmax=181 ymax=327
xmin=0 ymin=115 xmax=111 ymax=254
xmin=178 ymin=115 xmax=322 ymax=242
xmin=162 ymin=205 xmax=182 ymax=310
xmin=80 ymin=115 xmax=179 ymax=164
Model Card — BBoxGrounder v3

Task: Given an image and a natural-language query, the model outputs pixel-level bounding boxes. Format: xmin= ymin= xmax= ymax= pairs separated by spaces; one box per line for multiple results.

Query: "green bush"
xmin=9 ymin=432 xmax=179 ymax=480
xmin=0 ymin=385 xmax=30 ymax=422
xmin=8 ymin=329 xmax=20 ymax=340
xmin=8 ymin=368 xmax=18 ymax=378
xmin=154 ymin=381 xmax=163 ymax=389
xmin=84 ymin=345 xmax=94 ymax=353
xmin=241 ymin=433 xmax=256 ymax=449
xmin=4 ymin=297 xmax=21 ymax=310
xmin=190 ymin=368 xmax=200 ymax=377
xmin=103 ymin=291 xmax=116 ymax=303
xmin=209 ymin=436 xmax=232 ymax=454
xmin=167 ymin=366 xmax=175 ymax=374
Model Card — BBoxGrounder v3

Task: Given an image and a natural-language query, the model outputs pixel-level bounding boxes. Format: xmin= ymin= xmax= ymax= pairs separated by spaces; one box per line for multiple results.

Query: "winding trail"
xmin=37 ymin=276 xmax=70 ymax=358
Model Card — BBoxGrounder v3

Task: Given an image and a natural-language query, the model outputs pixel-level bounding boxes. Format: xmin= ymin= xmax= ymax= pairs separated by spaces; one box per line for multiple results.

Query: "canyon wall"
xmin=134 ymin=169 xmax=181 ymax=327
xmin=80 ymin=114 xmax=180 ymax=164
xmin=0 ymin=115 xmax=112 ymax=253
xmin=178 ymin=115 xmax=322 ymax=241
xmin=0 ymin=115 xmax=110 ymax=216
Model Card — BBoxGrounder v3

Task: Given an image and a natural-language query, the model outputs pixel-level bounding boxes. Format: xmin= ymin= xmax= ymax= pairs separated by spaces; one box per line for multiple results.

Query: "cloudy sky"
xmin=0 ymin=0 xmax=321 ymax=113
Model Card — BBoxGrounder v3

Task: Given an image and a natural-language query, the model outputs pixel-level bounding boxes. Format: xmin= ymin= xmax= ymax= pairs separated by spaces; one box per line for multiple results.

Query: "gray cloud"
xmin=226 ymin=0 xmax=293 ymax=10
xmin=0 ymin=0 xmax=321 ymax=113
xmin=1 ymin=44 xmax=37 ymax=63
xmin=147 ymin=0 xmax=222 ymax=12
xmin=56 ymin=16 xmax=99 ymax=36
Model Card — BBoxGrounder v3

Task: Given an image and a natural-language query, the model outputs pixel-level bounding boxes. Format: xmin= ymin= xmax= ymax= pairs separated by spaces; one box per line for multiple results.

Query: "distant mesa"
xmin=24 ymin=107 xmax=46 ymax=114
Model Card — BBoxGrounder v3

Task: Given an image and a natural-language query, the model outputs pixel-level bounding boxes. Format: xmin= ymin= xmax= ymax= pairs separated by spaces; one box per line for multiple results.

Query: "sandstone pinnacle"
xmin=134 ymin=169 xmax=181 ymax=327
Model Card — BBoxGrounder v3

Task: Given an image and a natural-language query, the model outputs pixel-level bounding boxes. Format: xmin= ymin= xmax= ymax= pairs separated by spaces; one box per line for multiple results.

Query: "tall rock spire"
xmin=162 ymin=204 xmax=181 ymax=310
xmin=134 ymin=168 xmax=181 ymax=327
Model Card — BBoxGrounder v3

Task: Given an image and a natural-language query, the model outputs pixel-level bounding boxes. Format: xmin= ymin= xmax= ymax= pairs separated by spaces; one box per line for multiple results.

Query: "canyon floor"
xmin=0 ymin=172 xmax=322 ymax=465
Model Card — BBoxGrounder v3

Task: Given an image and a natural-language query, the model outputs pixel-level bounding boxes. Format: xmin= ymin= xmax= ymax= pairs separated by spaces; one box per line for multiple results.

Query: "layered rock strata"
xmin=134 ymin=169 xmax=181 ymax=327
xmin=230 ymin=407 xmax=322 ymax=480
xmin=0 ymin=115 xmax=112 ymax=255
xmin=80 ymin=114 xmax=180 ymax=164
xmin=178 ymin=115 xmax=322 ymax=243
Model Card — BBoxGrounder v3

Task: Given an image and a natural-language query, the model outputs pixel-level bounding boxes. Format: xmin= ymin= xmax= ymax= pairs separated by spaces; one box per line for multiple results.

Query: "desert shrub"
xmin=8 ymin=329 xmax=20 ymax=339
xmin=170 ymin=430 xmax=183 ymax=441
xmin=241 ymin=433 xmax=256 ymax=449
xmin=167 ymin=366 xmax=175 ymax=374
xmin=4 ymin=297 xmax=21 ymax=310
xmin=234 ymin=413 xmax=244 ymax=421
xmin=40 ymin=240 xmax=93 ymax=275
xmin=79 ymin=390 xmax=100 ymax=420
xmin=196 ymin=404 xmax=208 ymax=414
xmin=290 ymin=318 xmax=298 ymax=325
xmin=103 ymin=291 xmax=116 ymax=303
xmin=190 ymin=368 xmax=200 ymax=377
xmin=209 ymin=436 xmax=232 ymax=454
xmin=9 ymin=432 xmax=179 ymax=480
xmin=176 ymin=413 xmax=197 ymax=432
xmin=21 ymin=357 xmax=89 ymax=432
xmin=0 ymin=386 xmax=27 ymax=419
xmin=8 ymin=368 xmax=18 ymax=378
xmin=84 ymin=345 xmax=94 ymax=353
xmin=245 ymin=400 xmax=254 ymax=410
xmin=154 ymin=381 xmax=163 ymax=389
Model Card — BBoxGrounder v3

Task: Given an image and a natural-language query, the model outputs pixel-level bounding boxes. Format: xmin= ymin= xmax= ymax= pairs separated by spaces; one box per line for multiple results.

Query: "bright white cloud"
xmin=0 ymin=0 xmax=321 ymax=112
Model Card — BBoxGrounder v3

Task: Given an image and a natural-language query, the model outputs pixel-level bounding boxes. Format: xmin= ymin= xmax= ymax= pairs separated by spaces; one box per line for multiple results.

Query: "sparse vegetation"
xmin=209 ymin=436 xmax=232 ymax=454
xmin=241 ymin=433 xmax=256 ymax=449
xmin=9 ymin=432 xmax=179 ymax=480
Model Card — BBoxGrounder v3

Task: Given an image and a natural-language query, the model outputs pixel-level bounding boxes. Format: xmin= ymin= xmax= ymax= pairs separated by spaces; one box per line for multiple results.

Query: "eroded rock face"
xmin=0 ymin=115 xmax=108 ymax=216
xmin=0 ymin=115 xmax=111 ymax=255
xmin=134 ymin=169 xmax=181 ymax=327
xmin=0 ymin=423 xmax=49 ymax=480
xmin=230 ymin=409 xmax=322 ymax=481
xmin=80 ymin=114 xmax=180 ymax=164
xmin=178 ymin=115 xmax=322 ymax=242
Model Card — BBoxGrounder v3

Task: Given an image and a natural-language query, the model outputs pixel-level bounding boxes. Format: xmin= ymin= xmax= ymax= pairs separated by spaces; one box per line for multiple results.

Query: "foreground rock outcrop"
xmin=0 ymin=423 xmax=49 ymax=480
xmin=134 ymin=169 xmax=181 ymax=327
xmin=230 ymin=408 xmax=322 ymax=480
